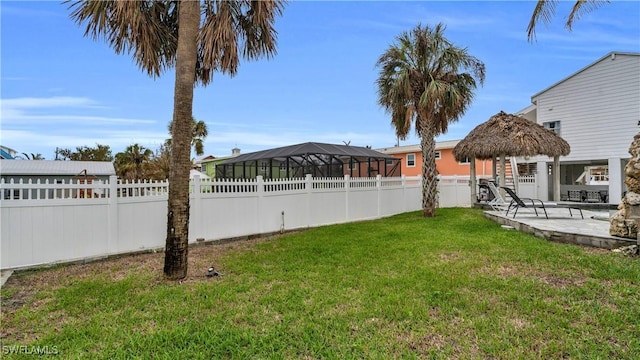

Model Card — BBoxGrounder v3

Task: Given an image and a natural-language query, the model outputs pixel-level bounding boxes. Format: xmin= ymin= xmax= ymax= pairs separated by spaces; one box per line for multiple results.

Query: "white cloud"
xmin=1 ymin=96 xmax=97 ymax=108
xmin=4 ymin=113 xmax=156 ymax=125
xmin=0 ymin=96 xmax=155 ymax=125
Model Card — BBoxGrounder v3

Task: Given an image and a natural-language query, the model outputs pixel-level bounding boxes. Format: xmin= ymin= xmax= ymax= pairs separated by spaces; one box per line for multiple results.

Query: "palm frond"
xmin=67 ymin=0 xmax=284 ymax=85
xmin=566 ymin=0 xmax=609 ymax=30
xmin=198 ymin=0 xmax=285 ymax=84
xmin=66 ymin=0 xmax=178 ymax=77
xmin=527 ymin=0 xmax=557 ymax=41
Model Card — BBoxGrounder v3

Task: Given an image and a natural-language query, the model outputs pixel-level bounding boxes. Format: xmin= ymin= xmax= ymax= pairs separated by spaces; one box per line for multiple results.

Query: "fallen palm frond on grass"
xmin=1 ymin=208 xmax=638 ymax=359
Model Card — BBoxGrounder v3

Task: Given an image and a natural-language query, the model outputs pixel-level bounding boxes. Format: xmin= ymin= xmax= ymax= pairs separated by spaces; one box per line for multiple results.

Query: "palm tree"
xmin=20 ymin=153 xmax=45 ymax=160
xmin=114 ymin=144 xmax=153 ymax=181
xmin=68 ymin=0 xmax=285 ymax=279
xmin=376 ymin=23 xmax=485 ymax=218
xmin=527 ymin=0 xmax=609 ymax=41
xmin=146 ymin=144 xmax=172 ymax=181
xmin=166 ymin=116 xmax=209 ymax=156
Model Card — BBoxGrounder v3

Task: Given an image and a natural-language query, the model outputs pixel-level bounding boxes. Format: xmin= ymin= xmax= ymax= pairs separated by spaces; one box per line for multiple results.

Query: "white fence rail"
xmin=0 ymin=174 xmax=537 ymax=269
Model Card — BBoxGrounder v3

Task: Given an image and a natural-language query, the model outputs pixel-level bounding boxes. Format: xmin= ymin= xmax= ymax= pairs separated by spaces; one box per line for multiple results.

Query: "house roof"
xmin=531 ymin=52 xmax=640 ymax=100
xmin=376 ymin=144 xmax=421 ymax=154
xmin=194 ymin=155 xmax=216 ymax=164
xmin=219 ymin=142 xmax=396 ymax=165
xmin=516 ymin=104 xmax=536 ymax=116
xmin=189 ymin=169 xmax=211 ymax=179
xmin=0 ymin=160 xmax=116 ymax=176
xmin=376 ymin=140 xmax=461 ymax=155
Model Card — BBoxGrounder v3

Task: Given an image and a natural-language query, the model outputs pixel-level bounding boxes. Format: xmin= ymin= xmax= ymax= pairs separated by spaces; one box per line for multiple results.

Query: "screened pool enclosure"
xmin=216 ymin=142 xmax=401 ymax=179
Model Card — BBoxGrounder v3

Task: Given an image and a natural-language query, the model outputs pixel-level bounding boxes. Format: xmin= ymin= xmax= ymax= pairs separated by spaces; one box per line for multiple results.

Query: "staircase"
xmin=495 ymin=156 xmax=519 ymax=198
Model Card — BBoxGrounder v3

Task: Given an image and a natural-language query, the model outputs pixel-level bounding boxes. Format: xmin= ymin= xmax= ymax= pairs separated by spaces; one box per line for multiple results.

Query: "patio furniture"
xmin=501 ymin=187 xmax=583 ymax=220
xmin=487 ymin=181 xmax=508 ymax=211
xmin=585 ymin=190 xmax=602 ymax=203
xmin=568 ymin=190 xmax=582 ymax=202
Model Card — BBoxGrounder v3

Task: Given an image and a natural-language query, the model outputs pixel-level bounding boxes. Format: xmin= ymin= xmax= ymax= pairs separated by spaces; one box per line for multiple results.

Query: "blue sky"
xmin=1 ymin=1 xmax=639 ymax=160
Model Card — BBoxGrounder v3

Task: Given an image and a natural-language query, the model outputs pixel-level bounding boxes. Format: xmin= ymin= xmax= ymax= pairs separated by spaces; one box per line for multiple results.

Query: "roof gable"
xmin=531 ymin=52 xmax=640 ymax=100
xmin=194 ymin=155 xmax=216 ymax=164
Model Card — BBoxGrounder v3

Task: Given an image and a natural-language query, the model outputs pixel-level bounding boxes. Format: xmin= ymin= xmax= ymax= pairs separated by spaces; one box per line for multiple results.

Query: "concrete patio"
xmin=484 ymin=207 xmax=637 ymax=249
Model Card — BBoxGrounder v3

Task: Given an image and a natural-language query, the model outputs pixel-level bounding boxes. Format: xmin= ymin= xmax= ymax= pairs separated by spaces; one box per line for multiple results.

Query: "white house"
xmin=517 ymin=52 xmax=640 ymax=204
xmin=1 ymin=160 xmax=116 ymax=199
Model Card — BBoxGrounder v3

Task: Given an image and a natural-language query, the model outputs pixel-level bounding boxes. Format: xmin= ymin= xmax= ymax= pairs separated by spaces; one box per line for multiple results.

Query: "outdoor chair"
xmin=585 ymin=190 xmax=602 ymax=203
xmin=599 ymin=190 xmax=609 ymax=203
xmin=568 ymin=190 xmax=582 ymax=202
xmin=501 ymin=187 xmax=583 ymax=220
xmin=487 ymin=181 xmax=508 ymax=211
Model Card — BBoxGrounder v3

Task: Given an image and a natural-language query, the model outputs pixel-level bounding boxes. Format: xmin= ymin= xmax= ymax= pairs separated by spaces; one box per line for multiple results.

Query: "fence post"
xmin=257 ymin=176 xmax=264 ymax=232
xmin=306 ymin=174 xmax=313 ymax=227
xmin=344 ymin=175 xmax=350 ymax=221
xmin=192 ymin=175 xmax=202 ymax=241
xmin=470 ymin=159 xmax=477 ymax=208
xmin=107 ymin=175 xmax=119 ymax=253
xmin=376 ymin=174 xmax=382 ymax=217
xmin=401 ymin=175 xmax=406 ymax=212
xmin=454 ymin=175 xmax=459 ymax=208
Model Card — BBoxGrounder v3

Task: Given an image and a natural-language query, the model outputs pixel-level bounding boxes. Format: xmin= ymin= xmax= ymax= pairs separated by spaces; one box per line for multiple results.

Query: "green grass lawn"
xmin=1 ymin=208 xmax=639 ymax=359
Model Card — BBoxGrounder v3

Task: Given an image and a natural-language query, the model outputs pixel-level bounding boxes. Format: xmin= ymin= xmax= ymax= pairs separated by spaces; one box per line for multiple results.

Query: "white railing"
xmin=518 ymin=175 xmax=536 ymax=183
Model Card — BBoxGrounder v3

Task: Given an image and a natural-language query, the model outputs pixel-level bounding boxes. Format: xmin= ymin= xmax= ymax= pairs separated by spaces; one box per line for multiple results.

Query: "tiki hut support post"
xmin=553 ymin=155 xmax=560 ymax=201
xmin=499 ymin=154 xmax=506 ymax=198
xmin=470 ymin=156 xmax=477 ymax=205
xmin=492 ymin=155 xmax=497 ymax=184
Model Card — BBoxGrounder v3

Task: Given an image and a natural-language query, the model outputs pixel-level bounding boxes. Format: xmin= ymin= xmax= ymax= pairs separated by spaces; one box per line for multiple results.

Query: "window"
xmin=543 ymin=121 xmax=561 ymax=135
xmin=386 ymin=159 xmax=394 ymax=166
xmin=435 ymin=151 xmax=441 ymax=160
xmin=459 ymin=156 xmax=470 ymax=164
xmin=201 ymin=163 xmax=207 ymax=172
xmin=406 ymin=154 xmax=416 ymax=167
xmin=349 ymin=160 xmax=358 ymax=170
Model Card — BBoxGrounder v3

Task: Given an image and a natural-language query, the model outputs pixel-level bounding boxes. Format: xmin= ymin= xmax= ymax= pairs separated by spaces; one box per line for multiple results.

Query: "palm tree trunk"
xmin=419 ymin=118 xmax=438 ymax=217
xmin=164 ymin=0 xmax=199 ymax=280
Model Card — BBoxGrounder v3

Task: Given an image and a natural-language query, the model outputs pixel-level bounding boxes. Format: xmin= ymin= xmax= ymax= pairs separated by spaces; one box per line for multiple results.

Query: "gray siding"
xmin=532 ymin=54 xmax=639 ymax=162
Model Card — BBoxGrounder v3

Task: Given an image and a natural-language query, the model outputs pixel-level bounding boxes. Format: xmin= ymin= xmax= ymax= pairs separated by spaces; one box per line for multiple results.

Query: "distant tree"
xmin=114 ymin=144 xmax=153 ymax=181
xmin=20 ymin=153 xmax=45 ymax=160
xmin=527 ymin=0 xmax=609 ymax=41
xmin=166 ymin=116 xmax=209 ymax=156
xmin=55 ymin=144 xmax=113 ymax=161
xmin=147 ymin=144 xmax=172 ymax=181
xmin=376 ymin=23 xmax=485 ymax=217
xmin=68 ymin=0 xmax=285 ymax=280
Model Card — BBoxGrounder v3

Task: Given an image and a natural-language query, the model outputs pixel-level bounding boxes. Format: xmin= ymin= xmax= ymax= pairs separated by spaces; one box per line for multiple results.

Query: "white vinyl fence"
xmin=517 ymin=175 xmax=537 ymax=199
xmin=1 ymin=174 xmax=534 ymax=269
xmin=1 ymin=175 xmax=425 ymax=269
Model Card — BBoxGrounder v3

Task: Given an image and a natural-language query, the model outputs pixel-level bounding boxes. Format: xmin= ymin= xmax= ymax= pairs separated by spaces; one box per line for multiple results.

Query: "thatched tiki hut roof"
xmin=453 ymin=111 xmax=570 ymax=203
xmin=453 ymin=111 xmax=570 ymax=161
